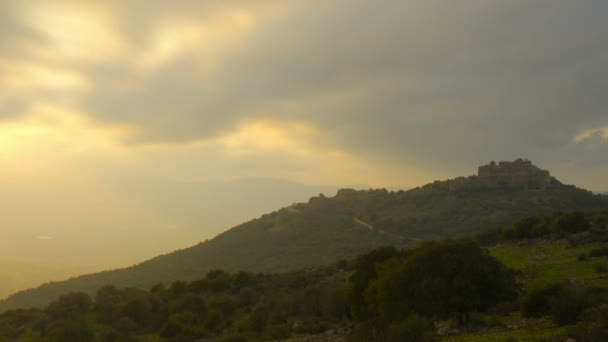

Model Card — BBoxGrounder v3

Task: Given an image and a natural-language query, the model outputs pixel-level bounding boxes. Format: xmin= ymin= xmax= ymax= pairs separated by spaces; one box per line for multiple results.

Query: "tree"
xmin=386 ymin=315 xmax=437 ymax=342
xmin=555 ymin=212 xmax=590 ymax=234
xmin=521 ymin=283 xmax=562 ymax=318
xmin=521 ymin=282 xmax=587 ymax=325
xmin=366 ymin=240 xmax=517 ymax=324
xmin=349 ymin=246 xmax=399 ymax=319
xmin=47 ymin=320 xmax=94 ymax=342
xmin=514 ymin=217 xmax=542 ymax=239
xmin=95 ymin=285 xmax=124 ymax=323
xmin=46 ymin=292 xmax=92 ymax=320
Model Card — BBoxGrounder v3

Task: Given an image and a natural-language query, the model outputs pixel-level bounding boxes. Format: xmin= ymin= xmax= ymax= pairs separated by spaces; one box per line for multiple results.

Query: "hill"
xmin=2 ymin=209 xmax=608 ymax=341
xmin=1 ymin=159 xmax=606 ymax=312
xmin=0 ymin=177 xmax=337 ymax=306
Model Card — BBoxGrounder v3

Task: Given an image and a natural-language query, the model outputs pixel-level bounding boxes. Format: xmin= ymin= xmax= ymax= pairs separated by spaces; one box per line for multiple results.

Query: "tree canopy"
xmin=355 ymin=240 xmax=518 ymax=324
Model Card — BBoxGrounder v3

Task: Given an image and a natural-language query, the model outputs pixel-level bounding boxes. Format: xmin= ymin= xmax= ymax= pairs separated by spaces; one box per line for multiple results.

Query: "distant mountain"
xmin=0 ymin=177 xmax=337 ymax=303
xmin=0 ymin=260 xmax=97 ymax=301
xmin=2 ymin=159 xmax=606 ymax=312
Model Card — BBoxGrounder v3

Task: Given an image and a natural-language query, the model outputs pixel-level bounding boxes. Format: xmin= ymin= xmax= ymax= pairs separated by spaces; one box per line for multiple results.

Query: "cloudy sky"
xmin=0 ymin=0 xmax=607 ymax=293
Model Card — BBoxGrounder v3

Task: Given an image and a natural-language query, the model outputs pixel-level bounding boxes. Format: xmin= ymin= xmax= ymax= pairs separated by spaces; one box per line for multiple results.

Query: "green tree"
xmin=367 ymin=240 xmax=517 ymax=325
xmin=386 ymin=315 xmax=437 ymax=342
xmin=95 ymin=285 xmax=124 ymax=323
xmin=46 ymin=292 xmax=92 ymax=320
xmin=521 ymin=282 xmax=587 ymax=325
xmin=349 ymin=246 xmax=399 ymax=319
xmin=47 ymin=320 xmax=94 ymax=342
xmin=555 ymin=212 xmax=590 ymax=234
xmin=521 ymin=283 xmax=562 ymax=318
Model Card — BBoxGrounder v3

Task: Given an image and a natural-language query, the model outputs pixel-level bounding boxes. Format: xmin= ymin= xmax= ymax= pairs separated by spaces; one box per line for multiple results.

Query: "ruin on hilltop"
xmin=477 ymin=159 xmax=557 ymax=189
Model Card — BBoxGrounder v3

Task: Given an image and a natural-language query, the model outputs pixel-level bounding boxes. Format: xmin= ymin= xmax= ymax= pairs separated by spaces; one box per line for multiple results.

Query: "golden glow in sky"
xmin=0 ymin=105 xmax=129 ymax=171
xmin=22 ymin=2 xmax=124 ymax=62
xmin=574 ymin=127 xmax=608 ymax=143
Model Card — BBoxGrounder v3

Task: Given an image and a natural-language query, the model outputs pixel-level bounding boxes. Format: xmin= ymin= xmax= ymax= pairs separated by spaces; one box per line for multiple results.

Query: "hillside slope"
xmin=1 ymin=159 xmax=606 ymax=311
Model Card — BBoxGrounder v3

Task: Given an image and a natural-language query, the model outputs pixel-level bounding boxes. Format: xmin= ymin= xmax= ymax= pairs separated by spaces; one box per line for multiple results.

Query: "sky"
xmin=0 ymin=0 xmax=607 ymax=296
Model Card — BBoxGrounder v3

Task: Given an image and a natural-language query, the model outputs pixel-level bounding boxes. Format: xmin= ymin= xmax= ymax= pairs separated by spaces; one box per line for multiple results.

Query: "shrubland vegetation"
xmin=3 ymin=209 xmax=608 ymax=341
xmin=475 ymin=209 xmax=608 ymax=245
xmin=0 ymin=240 xmax=517 ymax=341
xmin=2 ymin=162 xmax=608 ymax=340
xmin=2 ymin=171 xmax=605 ymax=312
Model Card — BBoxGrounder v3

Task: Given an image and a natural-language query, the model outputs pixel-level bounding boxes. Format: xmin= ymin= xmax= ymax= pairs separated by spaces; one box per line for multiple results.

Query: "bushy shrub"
xmin=555 ymin=212 xmax=591 ymax=234
xmin=47 ymin=320 xmax=94 ymax=342
xmin=551 ymin=284 xmax=587 ymax=325
xmin=564 ymin=324 xmax=608 ymax=342
xmin=386 ymin=315 xmax=437 ymax=342
xmin=589 ymin=247 xmax=608 ymax=258
xmin=347 ymin=321 xmax=387 ymax=342
xmin=521 ymin=283 xmax=562 ymax=318
xmin=595 ymin=262 xmax=608 ymax=274
xmin=521 ymin=282 xmax=587 ymax=325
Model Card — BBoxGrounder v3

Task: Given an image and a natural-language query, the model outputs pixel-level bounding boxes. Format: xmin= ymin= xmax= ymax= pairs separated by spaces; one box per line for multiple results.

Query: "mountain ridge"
xmin=1 ymin=159 xmax=606 ymax=312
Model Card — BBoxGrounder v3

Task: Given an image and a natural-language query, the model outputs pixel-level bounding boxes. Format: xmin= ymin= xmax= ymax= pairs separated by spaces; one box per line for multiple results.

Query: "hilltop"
xmin=1 ymin=159 xmax=606 ymax=311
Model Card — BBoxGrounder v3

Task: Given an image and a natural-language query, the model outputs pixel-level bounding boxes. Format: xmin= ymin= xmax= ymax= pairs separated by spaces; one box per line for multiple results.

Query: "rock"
xmin=437 ymin=326 xmax=459 ymax=336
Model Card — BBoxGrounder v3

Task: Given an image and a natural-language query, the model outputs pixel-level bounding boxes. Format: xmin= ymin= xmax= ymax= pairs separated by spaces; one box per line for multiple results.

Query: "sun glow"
xmin=0 ymin=106 xmax=132 ymax=170
xmin=574 ymin=127 xmax=608 ymax=143
xmin=0 ymin=59 xmax=88 ymax=91
xmin=218 ymin=120 xmax=319 ymax=157
xmin=22 ymin=2 xmax=124 ymax=62
xmin=136 ymin=7 xmax=259 ymax=73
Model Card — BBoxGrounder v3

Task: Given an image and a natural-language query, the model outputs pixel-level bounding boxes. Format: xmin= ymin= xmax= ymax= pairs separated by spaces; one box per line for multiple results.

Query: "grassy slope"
xmin=447 ymin=240 xmax=608 ymax=341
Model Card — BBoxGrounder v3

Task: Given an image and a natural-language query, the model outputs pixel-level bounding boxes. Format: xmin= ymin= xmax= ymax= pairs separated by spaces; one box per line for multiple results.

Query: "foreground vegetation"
xmin=2 ymin=209 xmax=608 ymax=341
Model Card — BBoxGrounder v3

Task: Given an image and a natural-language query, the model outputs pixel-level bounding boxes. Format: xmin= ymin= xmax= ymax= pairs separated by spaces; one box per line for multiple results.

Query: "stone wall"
xmin=477 ymin=159 xmax=554 ymax=189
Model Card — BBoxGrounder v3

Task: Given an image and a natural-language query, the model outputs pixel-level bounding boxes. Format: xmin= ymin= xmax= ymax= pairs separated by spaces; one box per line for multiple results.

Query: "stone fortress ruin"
xmin=477 ymin=158 xmax=557 ymax=189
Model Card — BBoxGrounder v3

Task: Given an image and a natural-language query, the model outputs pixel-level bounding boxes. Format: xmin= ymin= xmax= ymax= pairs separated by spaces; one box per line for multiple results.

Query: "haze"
xmin=1 ymin=0 xmax=607 ymax=299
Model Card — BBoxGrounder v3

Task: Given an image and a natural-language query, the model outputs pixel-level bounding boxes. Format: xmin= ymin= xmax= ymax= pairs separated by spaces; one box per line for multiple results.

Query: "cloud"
xmin=0 ymin=0 xmax=607 ymax=182
xmin=567 ymin=127 xmax=608 ymax=167
xmin=575 ymin=127 xmax=608 ymax=143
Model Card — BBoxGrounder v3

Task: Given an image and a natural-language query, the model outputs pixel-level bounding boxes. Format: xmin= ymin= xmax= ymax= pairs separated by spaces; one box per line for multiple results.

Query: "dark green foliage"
xmin=521 ymin=283 xmax=562 ymax=318
xmin=476 ymin=209 xmax=608 ymax=245
xmin=0 ymin=258 xmax=359 ymax=341
xmin=95 ymin=285 xmax=124 ymax=323
xmin=563 ymin=324 xmax=608 ymax=342
xmin=47 ymin=320 xmax=94 ymax=342
xmin=160 ymin=311 xmax=202 ymax=339
xmin=349 ymin=246 xmax=399 ymax=320
xmin=386 ymin=315 xmax=438 ymax=342
xmin=555 ymin=212 xmax=590 ymax=234
xmin=0 ymin=308 xmax=46 ymax=339
xmin=347 ymin=321 xmax=387 ymax=342
xmin=218 ymin=335 xmax=248 ymax=342
xmin=590 ymin=247 xmax=608 ymax=257
xmin=99 ymin=326 xmax=137 ymax=342
xmin=595 ymin=262 xmax=608 ymax=273
xmin=513 ymin=217 xmax=543 ymax=239
xmin=550 ymin=283 xmax=587 ymax=325
xmin=521 ymin=282 xmax=588 ymax=325
xmin=46 ymin=292 xmax=92 ymax=320
xmin=248 ymin=306 xmax=269 ymax=333
xmin=363 ymin=241 xmax=518 ymax=324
